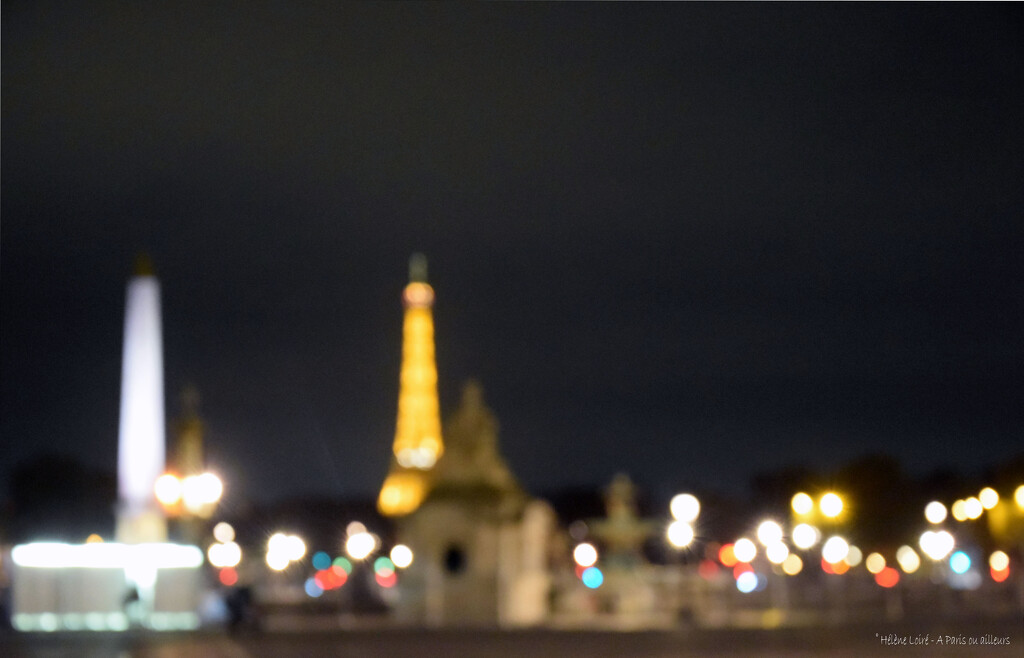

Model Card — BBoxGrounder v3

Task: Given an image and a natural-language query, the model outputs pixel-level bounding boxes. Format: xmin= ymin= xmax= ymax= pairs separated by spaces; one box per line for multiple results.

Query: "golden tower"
xmin=377 ymin=254 xmax=444 ymax=516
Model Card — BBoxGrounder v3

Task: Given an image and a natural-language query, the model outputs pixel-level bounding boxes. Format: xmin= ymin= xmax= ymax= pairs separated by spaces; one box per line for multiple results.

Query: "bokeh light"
xmin=218 ymin=567 xmax=238 ymax=587
xmin=304 ymin=577 xmax=323 ymax=598
xmin=989 ymin=551 xmax=1009 ymax=572
xmin=819 ymin=493 xmax=843 ymax=518
xmin=949 ymin=551 xmax=971 ymax=575
xmin=991 ymin=566 xmax=1010 ymax=583
xmin=951 ymin=500 xmax=968 ymax=522
xmin=718 ymin=544 xmax=737 ymax=567
xmin=266 ymin=551 xmax=289 ymax=571
xmin=978 ymin=487 xmax=999 ymax=510
xmin=574 ymin=542 xmax=599 ymax=567
xmin=213 ymin=522 xmax=235 ymax=543
xmin=782 ymin=553 xmax=803 ymax=575
xmin=765 ymin=542 xmax=789 ymax=565
xmin=733 ymin=538 xmax=756 ymax=563
xmin=581 ymin=566 xmax=603 ymax=589
xmin=821 ymin=536 xmax=849 ymax=564
xmin=666 ymin=521 xmax=695 ymax=548
xmin=286 ymin=535 xmax=306 ymax=562
xmin=924 ymin=501 xmax=947 ymax=524
xmin=896 ymin=545 xmax=921 ymax=573
xmin=312 ymin=551 xmax=331 ymax=571
xmin=845 ymin=545 xmax=862 ymax=567
xmin=865 ymin=552 xmax=886 ymax=574
xmin=374 ymin=556 xmax=395 ymax=577
xmin=875 ymin=566 xmax=900 ymax=588
xmin=791 ymin=492 xmax=813 ymax=515
xmin=332 ymin=556 xmax=353 ymax=574
xmin=963 ymin=497 xmax=983 ymax=520
xmin=154 ymin=474 xmax=182 ymax=506
xmin=735 ymin=571 xmax=758 ymax=593
xmin=375 ymin=571 xmax=398 ymax=588
xmin=1015 ymin=485 xmax=1024 ymax=509
xmin=756 ymin=520 xmax=783 ymax=546
xmin=207 ymin=541 xmax=241 ymax=568
xmin=346 ymin=532 xmax=376 ymax=560
xmin=792 ymin=523 xmax=819 ymax=550
xmin=390 ymin=544 xmax=414 ymax=569
xmin=919 ymin=530 xmax=955 ymax=561
xmin=670 ymin=493 xmax=700 ymax=522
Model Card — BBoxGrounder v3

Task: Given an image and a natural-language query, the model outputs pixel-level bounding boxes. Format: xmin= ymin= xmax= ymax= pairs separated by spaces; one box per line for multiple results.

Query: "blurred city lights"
xmin=154 ymin=474 xmax=182 ymax=506
xmin=718 ymin=544 xmax=737 ymax=567
xmin=212 ymin=522 xmax=235 ymax=543
xmin=949 ymin=551 xmax=971 ymax=575
xmin=951 ymin=499 xmax=968 ymax=522
xmin=182 ymin=473 xmax=223 ymax=513
xmin=304 ymin=577 xmax=324 ymax=598
xmin=266 ymin=532 xmax=305 ymax=570
xmin=218 ymin=567 xmax=238 ymax=586
xmin=819 ymin=493 xmax=843 ymax=518
xmin=821 ymin=536 xmax=849 ymax=564
xmin=390 ymin=544 xmax=414 ymax=568
xmin=266 ymin=551 xmax=289 ymax=571
xmin=875 ymin=566 xmax=900 ymax=588
xmin=376 ymin=571 xmax=398 ymax=588
xmin=924 ymin=501 xmax=947 ymax=525
xmin=346 ymin=532 xmax=376 ymax=560
xmin=207 ymin=541 xmax=242 ymax=568
xmin=989 ymin=551 xmax=1009 ymax=572
xmin=285 ymin=535 xmax=306 ymax=562
xmin=669 ymin=493 xmax=700 ymax=522
xmin=1015 ymin=485 xmax=1024 ymax=509
xmin=896 ymin=545 xmax=921 ymax=573
xmin=374 ymin=556 xmax=396 ymax=577
xmin=346 ymin=521 xmax=367 ymax=536
xmin=765 ymin=541 xmax=789 ymax=565
xmin=991 ymin=566 xmax=1010 ymax=583
xmin=845 ymin=545 xmax=863 ymax=567
xmin=792 ymin=523 xmax=819 ymax=550
xmin=312 ymin=551 xmax=331 ymax=571
xmin=581 ymin=566 xmax=604 ymax=589
xmin=865 ymin=552 xmax=886 ymax=574
xmin=666 ymin=521 xmax=695 ymax=548
xmin=978 ymin=487 xmax=999 ymax=510
xmin=573 ymin=542 xmax=599 ymax=567
xmin=332 ymin=556 xmax=353 ymax=574
xmin=781 ymin=553 xmax=803 ymax=575
xmin=963 ymin=497 xmax=983 ymax=520
xmin=756 ymin=520 xmax=783 ymax=546
xmin=735 ymin=571 xmax=759 ymax=593
xmin=919 ymin=530 xmax=955 ymax=561
xmin=85 ymin=534 xmax=103 ymax=544
xmin=791 ymin=492 xmax=813 ymax=516
xmin=733 ymin=538 xmax=757 ymax=563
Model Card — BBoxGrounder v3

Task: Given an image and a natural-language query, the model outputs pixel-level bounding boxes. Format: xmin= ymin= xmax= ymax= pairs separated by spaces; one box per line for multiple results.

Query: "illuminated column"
xmin=378 ymin=254 xmax=444 ymax=516
xmin=115 ymin=256 xmax=168 ymax=543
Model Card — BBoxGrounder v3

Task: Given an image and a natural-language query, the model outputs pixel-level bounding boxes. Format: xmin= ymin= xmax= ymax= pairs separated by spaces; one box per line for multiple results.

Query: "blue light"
xmin=312 ymin=551 xmax=331 ymax=571
xmin=581 ymin=566 xmax=604 ymax=589
xmin=950 ymin=551 xmax=971 ymax=575
xmin=736 ymin=571 xmax=758 ymax=594
xmin=304 ymin=577 xmax=324 ymax=598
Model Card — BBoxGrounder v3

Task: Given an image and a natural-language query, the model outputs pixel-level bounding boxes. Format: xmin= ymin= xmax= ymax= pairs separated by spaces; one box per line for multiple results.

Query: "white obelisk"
xmin=115 ymin=256 xmax=168 ymax=543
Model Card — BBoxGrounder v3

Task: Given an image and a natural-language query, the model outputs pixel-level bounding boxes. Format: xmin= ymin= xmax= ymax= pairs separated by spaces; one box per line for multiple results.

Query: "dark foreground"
xmin=3 ymin=617 xmax=1022 ymax=658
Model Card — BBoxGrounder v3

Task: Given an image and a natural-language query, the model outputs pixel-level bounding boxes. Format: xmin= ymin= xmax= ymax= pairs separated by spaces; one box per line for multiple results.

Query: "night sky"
xmin=3 ymin=3 xmax=1022 ymax=508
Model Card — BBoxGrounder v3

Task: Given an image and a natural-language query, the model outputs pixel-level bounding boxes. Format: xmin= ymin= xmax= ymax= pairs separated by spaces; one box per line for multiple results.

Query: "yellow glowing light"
xmin=756 ymin=520 xmax=783 ymax=546
xmin=391 ymin=544 xmax=414 ymax=569
xmin=666 ymin=521 xmax=695 ymax=549
xmin=819 ymin=493 xmax=843 ymax=518
xmin=1015 ymin=485 xmax=1024 ymax=509
xmin=378 ymin=471 xmax=428 ymax=517
xmin=154 ymin=474 xmax=182 ymax=506
xmin=85 ymin=534 xmax=104 ymax=544
xmin=792 ymin=523 xmax=819 ymax=550
xmin=208 ymin=541 xmax=242 ymax=568
xmin=896 ymin=545 xmax=921 ymax=574
xmin=782 ymin=553 xmax=803 ymax=575
xmin=733 ymin=538 xmax=756 ymax=563
xmin=670 ymin=493 xmax=700 ymax=522
xmin=266 ymin=551 xmax=289 ymax=571
xmin=821 ymin=536 xmax=849 ymax=564
xmin=989 ymin=550 xmax=1009 ymax=572
xmin=791 ymin=492 xmax=814 ymax=516
xmin=213 ymin=522 xmax=235 ymax=544
xmin=573 ymin=542 xmax=599 ymax=566
xmin=951 ymin=499 xmax=968 ymax=522
xmin=964 ymin=497 xmax=983 ymax=520
xmin=865 ymin=552 xmax=886 ymax=574
xmin=979 ymin=487 xmax=999 ymax=510
xmin=766 ymin=541 xmax=789 ymax=565
xmin=182 ymin=473 xmax=223 ymax=513
xmin=845 ymin=545 xmax=863 ymax=567
xmin=924 ymin=501 xmax=947 ymax=524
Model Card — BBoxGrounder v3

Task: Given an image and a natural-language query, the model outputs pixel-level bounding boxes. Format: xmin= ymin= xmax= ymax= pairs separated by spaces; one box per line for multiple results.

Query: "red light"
xmin=733 ymin=562 xmax=752 ymax=579
xmin=821 ymin=558 xmax=835 ymax=574
xmin=875 ymin=567 xmax=899 ymax=588
xmin=698 ymin=559 xmax=720 ymax=580
xmin=316 ymin=568 xmax=348 ymax=590
xmin=376 ymin=571 xmax=397 ymax=588
xmin=219 ymin=567 xmax=238 ymax=587
xmin=991 ymin=566 xmax=1010 ymax=583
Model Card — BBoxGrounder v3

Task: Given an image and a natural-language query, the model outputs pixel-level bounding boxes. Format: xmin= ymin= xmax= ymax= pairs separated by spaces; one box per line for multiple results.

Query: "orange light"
xmin=718 ymin=544 xmax=737 ymax=567
xmin=991 ymin=567 xmax=1010 ymax=583
xmin=875 ymin=566 xmax=899 ymax=588
xmin=219 ymin=567 xmax=238 ymax=587
xmin=733 ymin=562 xmax=753 ymax=579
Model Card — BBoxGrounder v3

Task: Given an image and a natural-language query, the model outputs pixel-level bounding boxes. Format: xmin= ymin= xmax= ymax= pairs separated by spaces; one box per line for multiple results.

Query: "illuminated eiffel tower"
xmin=377 ymin=254 xmax=444 ymax=516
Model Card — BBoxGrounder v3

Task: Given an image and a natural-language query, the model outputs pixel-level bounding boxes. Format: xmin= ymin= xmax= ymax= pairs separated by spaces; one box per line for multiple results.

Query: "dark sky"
xmin=2 ymin=3 xmax=1022 ymax=507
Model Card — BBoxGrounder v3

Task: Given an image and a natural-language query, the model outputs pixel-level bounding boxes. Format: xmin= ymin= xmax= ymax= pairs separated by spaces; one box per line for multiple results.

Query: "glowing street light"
xmin=733 ymin=538 xmax=756 ymax=563
xmin=791 ymin=492 xmax=814 ymax=516
xmin=666 ymin=521 xmax=695 ymax=549
xmin=670 ymin=494 xmax=700 ymax=523
xmin=573 ymin=542 xmax=599 ymax=567
xmin=978 ymin=487 xmax=999 ymax=510
xmin=896 ymin=545 xmax=921 ymax=574
xmin=924 ymin=501 xmax=947 ymax=525
xmin=919 ymin=530 xmax=955 ymax=561
xmin=821 ymin=536 xmax=849 ymax=565
xmin=154 ymin=474 xmax=182 ymax=506
xmin=1015 ymin=485 xmax=1024 ymax=509
xmin=756 ymin=520 xmax=783 ymax=546
xmin=792 ymin=523 xmax=819 ymax=550
xmin=346 ymin=532 xmax=376 ymax=560
xmin=819 ymin=493 xmax=843 ymax=519
xmin=390 ymin=544 xmax=414 ymax=569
